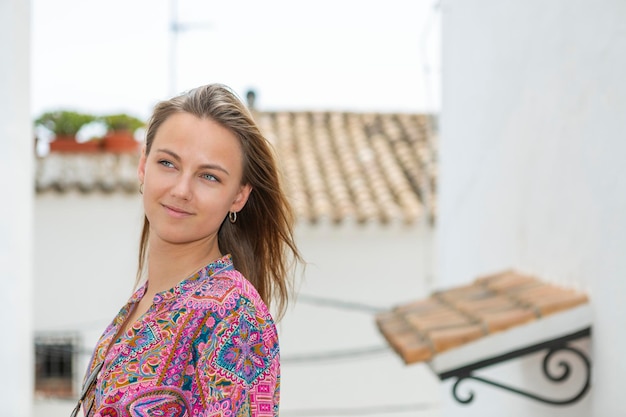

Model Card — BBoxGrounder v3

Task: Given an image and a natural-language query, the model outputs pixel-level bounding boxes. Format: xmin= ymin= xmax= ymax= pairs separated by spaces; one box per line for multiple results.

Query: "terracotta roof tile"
xmin=476 ymin=306 xmax=537 ymax=332
xmin=35 ymin=111 xmax=438 ymax=225
xmin=376 ymin=313 xmax=434 ymax=363
xmin=376 ymin=271 xmax=589 ymax=365
xmin=428 ymin=324 xmax=486 ymax=352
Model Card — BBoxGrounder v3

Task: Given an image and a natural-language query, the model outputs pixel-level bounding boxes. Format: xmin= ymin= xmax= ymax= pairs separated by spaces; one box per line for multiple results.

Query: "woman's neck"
xmin=146 ymin=235 xmax=222 ymax=295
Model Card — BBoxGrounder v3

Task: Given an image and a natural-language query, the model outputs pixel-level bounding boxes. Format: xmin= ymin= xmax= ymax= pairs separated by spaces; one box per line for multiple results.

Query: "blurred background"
xmin=3 ymin=0 xmax=626 ymax=416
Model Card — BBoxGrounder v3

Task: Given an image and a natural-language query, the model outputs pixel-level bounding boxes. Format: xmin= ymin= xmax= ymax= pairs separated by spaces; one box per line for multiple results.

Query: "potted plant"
xmin=100 ymin=113 xmax=144 ymax=153
xmin=35 ymin=110 xmax=99 ymax=152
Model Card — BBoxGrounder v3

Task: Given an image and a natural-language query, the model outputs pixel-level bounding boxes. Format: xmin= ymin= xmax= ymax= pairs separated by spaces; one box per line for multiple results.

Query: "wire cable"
xmin=281 ymin=402 xmax=439 ymax=416
xmin=281 ymin=345 xmax=390 ymax=364
xmin=296 ymin=294 xmax=386 ymax=314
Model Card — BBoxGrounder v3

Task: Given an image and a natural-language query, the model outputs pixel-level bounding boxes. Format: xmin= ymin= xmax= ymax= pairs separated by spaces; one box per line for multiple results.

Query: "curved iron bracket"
xmin=440 ymin=328 xmax=591 ymax=406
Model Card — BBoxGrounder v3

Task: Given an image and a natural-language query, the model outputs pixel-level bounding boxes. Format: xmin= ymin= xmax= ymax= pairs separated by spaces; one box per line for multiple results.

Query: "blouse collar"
xmin=129 ymin=254 xmax=234 ymax=304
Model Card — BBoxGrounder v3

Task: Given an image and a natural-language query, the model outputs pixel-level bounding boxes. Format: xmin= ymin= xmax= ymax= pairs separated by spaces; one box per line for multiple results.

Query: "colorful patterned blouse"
xmin=81 ymin=255 xmax=280 ymax=417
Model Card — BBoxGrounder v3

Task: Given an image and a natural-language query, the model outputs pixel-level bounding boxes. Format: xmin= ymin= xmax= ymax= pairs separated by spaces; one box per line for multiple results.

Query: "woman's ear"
xmin=137 ymin=146 xmax=147 ymax=184
xmin=231 ymin=184 xmax=253 ymax=213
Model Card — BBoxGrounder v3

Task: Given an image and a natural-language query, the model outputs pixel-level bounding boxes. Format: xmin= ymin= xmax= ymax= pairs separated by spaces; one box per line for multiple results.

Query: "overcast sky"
xmin=31 ymin=0 xmax=441 ymax=120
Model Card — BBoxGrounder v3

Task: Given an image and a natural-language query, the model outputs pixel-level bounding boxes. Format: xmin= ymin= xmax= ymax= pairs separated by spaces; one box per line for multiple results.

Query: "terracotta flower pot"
xmin=102 ymin=130 xmax=140 ymax=154
xmin=49 ymin=136 xmax=101 ymax=153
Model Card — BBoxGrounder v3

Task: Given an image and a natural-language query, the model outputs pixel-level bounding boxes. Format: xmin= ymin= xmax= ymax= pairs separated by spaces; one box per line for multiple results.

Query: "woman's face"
xmin=138 ymin=112 xmax=251 ymax=247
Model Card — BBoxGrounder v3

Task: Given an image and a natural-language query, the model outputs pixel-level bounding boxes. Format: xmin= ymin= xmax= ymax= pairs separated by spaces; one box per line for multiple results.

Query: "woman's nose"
xmin=170 ymin=175 xmax=193 ymax=199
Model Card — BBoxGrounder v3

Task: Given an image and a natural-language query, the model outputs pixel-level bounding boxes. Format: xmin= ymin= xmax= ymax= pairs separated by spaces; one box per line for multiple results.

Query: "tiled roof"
xmin=35 ymin=111 xmax=438 ymax=225
xmin=376 ymin=270 xmax=590 ymax=365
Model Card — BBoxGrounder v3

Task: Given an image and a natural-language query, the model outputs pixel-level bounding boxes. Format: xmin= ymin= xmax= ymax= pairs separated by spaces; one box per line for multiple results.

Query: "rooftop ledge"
xmin=376 ymin=270 xmax=592 ymax=406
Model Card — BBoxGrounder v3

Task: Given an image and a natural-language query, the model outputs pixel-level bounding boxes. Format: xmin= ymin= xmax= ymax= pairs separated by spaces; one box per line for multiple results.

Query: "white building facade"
xmin=0 ymin=0 xmax=33 ymax=415
xmin=439 ymin=0 xmax=626 ymax=415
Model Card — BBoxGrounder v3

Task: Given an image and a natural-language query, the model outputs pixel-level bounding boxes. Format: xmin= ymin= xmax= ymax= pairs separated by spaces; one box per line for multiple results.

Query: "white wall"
xmin=34 ymin=193 xmax=143 ymax=332
xmin=439 ymin=0 xmax=626 ymax=416
xmin=293 ymin=221 xmax=436 ymax=305
xmin=0 ymin=0 xmax=33 ymax=415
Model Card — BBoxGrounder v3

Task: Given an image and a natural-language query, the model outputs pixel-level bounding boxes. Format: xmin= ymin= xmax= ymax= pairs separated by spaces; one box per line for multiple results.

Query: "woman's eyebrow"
xmin=156 ymin=148 xmax=230 ymax=175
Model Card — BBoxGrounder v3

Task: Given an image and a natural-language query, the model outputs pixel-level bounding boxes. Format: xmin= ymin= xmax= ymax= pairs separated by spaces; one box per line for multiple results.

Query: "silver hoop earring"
xmin=139 ymin=183 xmax=144 ymax=195
xmin=228 ymin=211 xmax=237 ymax=224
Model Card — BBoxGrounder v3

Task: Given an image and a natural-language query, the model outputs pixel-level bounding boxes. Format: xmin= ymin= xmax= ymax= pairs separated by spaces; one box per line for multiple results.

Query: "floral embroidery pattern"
xmin=82 ymin=255 xmax=280 ymax=417
xmin=217 ymin=315 xmax=270 ymax=385
xmin=126 ymin=388 xmax=189 ymax=417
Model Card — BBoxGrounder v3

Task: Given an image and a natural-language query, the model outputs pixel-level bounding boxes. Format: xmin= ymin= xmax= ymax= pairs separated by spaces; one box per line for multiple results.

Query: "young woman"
xmin=72 ymin=84 xmax=302 ymax=417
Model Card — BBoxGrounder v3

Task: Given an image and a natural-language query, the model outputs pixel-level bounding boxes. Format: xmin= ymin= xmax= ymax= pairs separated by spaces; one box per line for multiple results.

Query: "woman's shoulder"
xmin=187 ymin=269 xmax=271 ymax=319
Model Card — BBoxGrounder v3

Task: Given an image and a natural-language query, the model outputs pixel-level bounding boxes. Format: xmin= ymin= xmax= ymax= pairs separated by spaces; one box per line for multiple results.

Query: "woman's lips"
xmin=162 ymin=204 xmax=193 ymax=218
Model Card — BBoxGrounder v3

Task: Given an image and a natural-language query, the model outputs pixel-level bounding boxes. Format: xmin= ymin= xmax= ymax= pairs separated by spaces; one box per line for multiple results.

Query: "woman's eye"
xmin=201 ymin=173 xmax=219 ymax=182
xmin=158 ymin=160 xmax=175 ymax=168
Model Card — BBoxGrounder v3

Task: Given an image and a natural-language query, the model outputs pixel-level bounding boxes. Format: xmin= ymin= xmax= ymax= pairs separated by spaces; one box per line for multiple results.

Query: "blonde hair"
xmin=138 ymin=84 xmax=301 ymax=318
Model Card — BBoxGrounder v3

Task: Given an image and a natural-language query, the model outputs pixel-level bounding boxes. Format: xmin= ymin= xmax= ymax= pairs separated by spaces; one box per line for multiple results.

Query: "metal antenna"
xmin=169 ymin=0 xmax=212 ymax=96
xmin=169 ymin=0 xmax=179 ymax=96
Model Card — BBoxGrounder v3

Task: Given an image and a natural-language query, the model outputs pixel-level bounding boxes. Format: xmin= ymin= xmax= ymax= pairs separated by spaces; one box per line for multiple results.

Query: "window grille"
xmin=35 ymin=334 xmax=78 ymax=398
